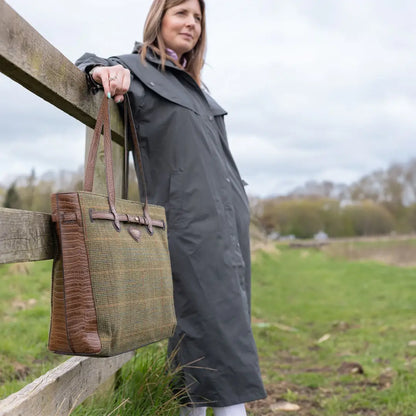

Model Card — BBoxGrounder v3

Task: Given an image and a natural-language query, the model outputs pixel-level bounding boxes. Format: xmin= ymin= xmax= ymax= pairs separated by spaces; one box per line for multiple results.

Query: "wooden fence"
xmin=0 ymin=1 xmax=135 ymax=414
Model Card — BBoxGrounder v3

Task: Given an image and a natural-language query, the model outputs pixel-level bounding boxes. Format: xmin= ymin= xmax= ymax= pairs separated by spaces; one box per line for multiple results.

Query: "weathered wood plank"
xmin=0 ymin=352 xmax=134 ymax=416
xmin=0 ymin=0 xmax=124 ymax=145
xmin=0 ymin=208 xmax=54 ymax=264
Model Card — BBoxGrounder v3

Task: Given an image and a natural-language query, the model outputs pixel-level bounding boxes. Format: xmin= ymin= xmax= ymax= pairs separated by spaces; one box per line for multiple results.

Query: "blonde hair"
xmin=140 ymin=0 xmax=206 ymax=85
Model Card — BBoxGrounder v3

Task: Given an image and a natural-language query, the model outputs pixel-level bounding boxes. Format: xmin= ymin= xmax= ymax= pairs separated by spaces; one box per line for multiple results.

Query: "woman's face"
xmin=161 ymin=0 xmax=202 ymax=59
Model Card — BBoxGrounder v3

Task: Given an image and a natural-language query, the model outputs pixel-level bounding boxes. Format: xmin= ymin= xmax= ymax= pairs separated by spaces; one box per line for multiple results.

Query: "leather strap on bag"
xmin=84 ymin=96 xmax=107 ymax=192
xmin=83 ymin=95 xmax=154 ymax=234
xmin=123 ymin=99 xmax=130 ymax=201
xmin=123 ymin=95 xmax=153 ymax=234
xmin=84 ymin=95 xmax=120 ymax=230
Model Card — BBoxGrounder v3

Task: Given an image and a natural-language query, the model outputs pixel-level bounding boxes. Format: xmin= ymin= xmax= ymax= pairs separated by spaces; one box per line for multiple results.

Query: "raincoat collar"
xmin=132 ymin=41 xmax=184 ymax=71
xmin=117 ymin=51 xmax=228 ymax=117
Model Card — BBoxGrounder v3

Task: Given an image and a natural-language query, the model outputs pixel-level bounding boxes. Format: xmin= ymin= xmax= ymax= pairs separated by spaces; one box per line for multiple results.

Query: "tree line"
xmin=253 ymin=197 xmax=399 ymax=238
xmin=1 ymin=169 xmax=84 ymax=213
xmin=0 ymin=165 xmax=141 ymax=214
xmin=253 ymin=158 xmax=416 ymax=238
xmin=3 ymin=159 xmax=416 ymax=238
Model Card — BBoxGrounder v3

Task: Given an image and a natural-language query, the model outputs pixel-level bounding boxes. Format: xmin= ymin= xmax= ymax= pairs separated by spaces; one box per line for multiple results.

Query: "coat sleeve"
xmin=75 ymin=53 xmax=126 ymax=93
xmin=75 ymin=52 xmax=119 ymax=72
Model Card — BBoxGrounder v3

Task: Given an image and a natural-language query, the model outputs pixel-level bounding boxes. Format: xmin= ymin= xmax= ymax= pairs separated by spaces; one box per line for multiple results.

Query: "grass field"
xmin=2 ymin=238 xmax=416 ymax=415
xmin=248 ymin=241 xmax=416 ymax=415
xmin=0 ymin=261 xmax=66 ymax=399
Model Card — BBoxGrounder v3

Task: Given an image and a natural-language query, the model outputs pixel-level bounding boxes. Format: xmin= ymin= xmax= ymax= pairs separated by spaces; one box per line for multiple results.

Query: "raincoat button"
xmin=150 ymin=81 xmax=155 ymax=86
xmin=209 ymin=115 xmax=214 ymax=121
xmin=226 ymin=178 xmax=231 ymax=183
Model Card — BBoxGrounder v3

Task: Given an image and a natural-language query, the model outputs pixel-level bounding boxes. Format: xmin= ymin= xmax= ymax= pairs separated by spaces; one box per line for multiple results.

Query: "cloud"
xmin=1 ymin=0 xmax=416 ymax=197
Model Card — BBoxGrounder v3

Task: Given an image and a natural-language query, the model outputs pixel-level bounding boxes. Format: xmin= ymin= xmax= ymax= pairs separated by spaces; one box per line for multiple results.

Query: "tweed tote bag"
xmin=48 ymin=95 xmax=176 ymax=357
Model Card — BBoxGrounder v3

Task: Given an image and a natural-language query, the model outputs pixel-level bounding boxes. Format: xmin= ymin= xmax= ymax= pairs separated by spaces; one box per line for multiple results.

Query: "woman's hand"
xmin=90 ymin=64 xmax=131 ymax=103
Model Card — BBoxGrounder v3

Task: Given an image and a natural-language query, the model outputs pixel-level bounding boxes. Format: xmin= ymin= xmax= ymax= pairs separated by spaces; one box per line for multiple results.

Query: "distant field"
xmin=322 ymin=236 xmax=416 ymax=267
xmin=2 ymin=237 xmax=416 ymax=415
xmin=248 ymin=239 xmax=416 ymax=415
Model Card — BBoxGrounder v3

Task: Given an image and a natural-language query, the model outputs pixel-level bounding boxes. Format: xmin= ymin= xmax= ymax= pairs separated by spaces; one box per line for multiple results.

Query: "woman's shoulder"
xmin=115 ymin=51 xmax=175 ymax=93
xmin=111 ymin=42 xmax=147 ymax=70
xmin=112 ymin=53 xmax=142 ymax=69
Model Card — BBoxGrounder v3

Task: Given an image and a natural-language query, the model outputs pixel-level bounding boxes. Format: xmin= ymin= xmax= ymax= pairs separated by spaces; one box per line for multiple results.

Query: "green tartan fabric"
xmin=78 ymin=191 xmax=176 ymax=356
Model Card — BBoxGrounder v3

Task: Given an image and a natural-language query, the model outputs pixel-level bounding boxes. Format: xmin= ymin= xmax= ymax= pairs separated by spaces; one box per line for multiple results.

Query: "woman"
xmin=76 ymin=1 xmax=266 ymax=414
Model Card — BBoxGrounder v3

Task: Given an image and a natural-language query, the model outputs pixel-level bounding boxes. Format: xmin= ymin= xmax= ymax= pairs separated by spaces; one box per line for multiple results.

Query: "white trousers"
xmin=179 ymin=403 xmax=247 ymax=416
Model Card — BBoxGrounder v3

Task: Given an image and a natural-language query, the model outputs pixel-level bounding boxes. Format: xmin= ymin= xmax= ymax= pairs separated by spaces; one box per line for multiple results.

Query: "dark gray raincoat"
xmin=76 ymin=45 xmax=266 ymax=407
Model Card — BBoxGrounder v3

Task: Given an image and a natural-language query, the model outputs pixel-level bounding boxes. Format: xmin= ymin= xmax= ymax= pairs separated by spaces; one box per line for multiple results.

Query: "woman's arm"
xmin=76 ymin=53 xmax=131 ymax=103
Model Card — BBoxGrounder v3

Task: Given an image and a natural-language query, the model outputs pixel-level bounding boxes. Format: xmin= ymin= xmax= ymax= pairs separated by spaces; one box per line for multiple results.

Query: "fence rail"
xmin=0 ymin=208 xmax=54 ymax=264
xmin=0 ymin=0 xmax=124 ymax=144
xmin=0 ymin=353 xmax=134 ymax=416
xmin=0 ymin=1 xmax=134 ymax=414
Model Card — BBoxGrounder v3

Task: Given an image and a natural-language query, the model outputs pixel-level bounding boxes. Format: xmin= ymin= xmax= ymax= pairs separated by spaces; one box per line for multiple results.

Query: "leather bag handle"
xmin=122 ymin=94 xmax=152 ymax=231
xmin=83 ymin=94 xmax=152 ymax=233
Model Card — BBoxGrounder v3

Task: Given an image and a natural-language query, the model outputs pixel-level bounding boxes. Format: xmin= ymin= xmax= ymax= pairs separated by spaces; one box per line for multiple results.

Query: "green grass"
xmin=71 ymin=343 xmax=187 ymax=416
xmin=250 ymin=244 xmax=416 ymax=415
xmin=3 ymin=240 xmax=416 ymax=415
xmin=0 ymin=261 xmax=66 ymax=398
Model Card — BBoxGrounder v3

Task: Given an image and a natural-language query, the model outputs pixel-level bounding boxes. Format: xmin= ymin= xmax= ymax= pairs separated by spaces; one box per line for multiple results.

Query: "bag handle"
xmin=122 ymin=95 xmax=152 ymax=232
xmin=83 ymin=95 xmax=152 ymax=233
xmin=84 ymin=95 xmax=108 ymax=193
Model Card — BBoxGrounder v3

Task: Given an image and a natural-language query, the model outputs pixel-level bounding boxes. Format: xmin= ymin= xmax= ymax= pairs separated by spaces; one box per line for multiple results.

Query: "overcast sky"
xmin=1 ymin=0 xmax=416 ymax=197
